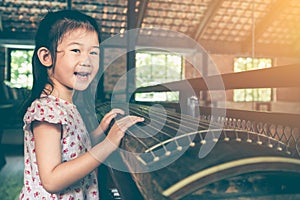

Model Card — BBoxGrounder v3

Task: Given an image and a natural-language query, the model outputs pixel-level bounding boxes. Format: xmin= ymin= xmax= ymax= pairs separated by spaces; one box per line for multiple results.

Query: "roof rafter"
xmin=136 ymin=0 xmax=149 ymax=28
xmin=194 ymin=0 xmax=225 ymax=41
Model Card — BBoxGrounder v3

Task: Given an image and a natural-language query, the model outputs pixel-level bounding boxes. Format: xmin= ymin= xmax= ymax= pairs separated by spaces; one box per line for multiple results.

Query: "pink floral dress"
xmin=19 ymin=95 xmax=99 ymax=200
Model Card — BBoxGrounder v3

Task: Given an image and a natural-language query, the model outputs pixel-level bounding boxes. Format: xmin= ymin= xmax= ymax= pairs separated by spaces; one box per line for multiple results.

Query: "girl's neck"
xmin=44 ymin=84 xmax=73 ymax=104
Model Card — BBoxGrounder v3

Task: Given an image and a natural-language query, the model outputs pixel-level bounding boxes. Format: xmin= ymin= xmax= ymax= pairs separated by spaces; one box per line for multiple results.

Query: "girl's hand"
xmin=98 ymin=108 xmax=125 ymax=134
xmin=105 ymin=115 xmax=144 ymax=149
xmin=88 ymin=115 xmax=144 ymax=163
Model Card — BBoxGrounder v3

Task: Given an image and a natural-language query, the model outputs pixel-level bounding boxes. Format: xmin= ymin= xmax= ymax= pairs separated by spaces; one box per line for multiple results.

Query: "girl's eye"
xmin=71 ymin=49 xmax=80 ymax=53
xmin=90 ymin=51 xmax=99 ymax=56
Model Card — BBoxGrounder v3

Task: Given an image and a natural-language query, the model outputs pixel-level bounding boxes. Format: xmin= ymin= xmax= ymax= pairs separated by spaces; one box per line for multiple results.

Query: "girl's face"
xmin=49 ymin=28 xmax=100 ymax=94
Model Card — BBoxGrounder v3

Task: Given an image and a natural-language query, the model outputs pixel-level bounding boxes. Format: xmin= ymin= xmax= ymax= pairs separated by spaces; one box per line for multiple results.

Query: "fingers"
xmin=114 ymin=115 xmax=144 ymax=132
xmin=104 ymin=109 xmax=125 ymax=120
xmin=99 ymin=109 xmax=125 ymax=131
xmin=110 ymin=108 xmax=125 ymax=116
xmin=105 ymin=115 xmax=144 ymax=148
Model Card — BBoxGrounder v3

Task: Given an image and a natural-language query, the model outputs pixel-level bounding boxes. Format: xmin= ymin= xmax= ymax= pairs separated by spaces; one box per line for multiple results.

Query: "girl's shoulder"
xmin=29 ymin=95 xmax=75 ymax=113
xmin=24 ymin=95 xmax=76 ymax=125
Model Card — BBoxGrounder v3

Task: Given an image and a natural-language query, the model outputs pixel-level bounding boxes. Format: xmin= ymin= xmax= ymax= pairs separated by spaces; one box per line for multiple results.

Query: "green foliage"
xmin=8 ymin=49 xmax=33 ymax=89
xmin=233 ymin=57 xmax=272 ymax=102
xmin=135 ymin=52 xmax=182 ymax=102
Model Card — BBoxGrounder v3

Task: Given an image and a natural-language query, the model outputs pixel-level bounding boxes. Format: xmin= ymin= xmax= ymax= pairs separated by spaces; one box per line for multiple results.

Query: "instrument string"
xmin=98 ymin=103 xmax=294 ymax=162
xmin=128 ymin=106 xmax=184 ymax=153
xmin=130 ymin=105 xmax=203 ymax=147
xmin=135 ymin=104 xmax=211 ymax=128
xmin=129 ymin=105 xmax=201 ymax=137
xmin=127 ymin=104 xmax=222 ymax=153
xmin=131 ymin=104 xmax=222 ymax=136
xmin=130 ymin=104 xmax=208 ymax=131
xmin=98 ymin=103 xmax=224 ymax=158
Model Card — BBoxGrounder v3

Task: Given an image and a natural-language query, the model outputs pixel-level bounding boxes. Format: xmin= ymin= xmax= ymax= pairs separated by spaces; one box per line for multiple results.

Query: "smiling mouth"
xmin=74 ymin=72 xmax=91 ymax=77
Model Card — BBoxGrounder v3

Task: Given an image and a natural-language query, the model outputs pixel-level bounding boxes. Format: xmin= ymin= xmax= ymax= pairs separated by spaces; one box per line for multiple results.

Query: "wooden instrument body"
xmin=96 ymin=103 xmax=300 ymax=200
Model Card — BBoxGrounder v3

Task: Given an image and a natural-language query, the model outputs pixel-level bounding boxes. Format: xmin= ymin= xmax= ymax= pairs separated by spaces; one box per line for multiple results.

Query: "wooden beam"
xmin=136 ymin=0 xmax=149 ymax=28
xmin=194 ymin=0 xmax=224 ymax=41
xmin=135 ymin=64 xmax=300 ymax=93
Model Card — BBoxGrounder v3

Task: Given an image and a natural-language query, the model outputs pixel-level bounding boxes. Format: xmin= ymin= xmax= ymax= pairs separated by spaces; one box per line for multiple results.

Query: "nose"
xmin=79 ymin=62 xmax=91 ymax=67
xmin=79 ymin=57 xmax=91 ymax=67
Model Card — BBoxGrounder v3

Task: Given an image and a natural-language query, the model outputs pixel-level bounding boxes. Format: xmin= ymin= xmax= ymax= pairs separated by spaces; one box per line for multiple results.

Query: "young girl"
xmin=19 ymin=10 xmax=143 ymax=199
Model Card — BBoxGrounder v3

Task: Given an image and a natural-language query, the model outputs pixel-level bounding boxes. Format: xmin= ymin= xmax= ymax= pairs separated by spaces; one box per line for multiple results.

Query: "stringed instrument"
xmin=96 ymin=102 xmax=300 ymax=200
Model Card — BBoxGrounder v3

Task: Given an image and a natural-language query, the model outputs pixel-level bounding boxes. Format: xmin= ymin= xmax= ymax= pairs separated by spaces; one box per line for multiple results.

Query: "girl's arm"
xmin=33 ymin=115 xmax=143 ymax=193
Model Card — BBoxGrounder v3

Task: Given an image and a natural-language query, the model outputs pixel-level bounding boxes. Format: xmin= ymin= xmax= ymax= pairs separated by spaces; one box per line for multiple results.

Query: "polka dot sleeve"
xmin=24 ymin=96 xmax=71 ymax=126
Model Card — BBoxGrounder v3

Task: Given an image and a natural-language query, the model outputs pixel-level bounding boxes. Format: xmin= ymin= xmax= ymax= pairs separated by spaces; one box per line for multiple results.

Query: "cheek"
xmin=92 ymin=60 xmax=100 ymax=72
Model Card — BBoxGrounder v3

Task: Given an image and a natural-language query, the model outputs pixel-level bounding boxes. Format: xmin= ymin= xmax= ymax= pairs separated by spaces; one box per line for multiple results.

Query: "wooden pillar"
xmin=67 ymin=0 xmax=72 ymax=10
xmin=126 ymin=0 xmax=137 ymax=103
xmin=201 ymin=54 xmax=209 ymax=106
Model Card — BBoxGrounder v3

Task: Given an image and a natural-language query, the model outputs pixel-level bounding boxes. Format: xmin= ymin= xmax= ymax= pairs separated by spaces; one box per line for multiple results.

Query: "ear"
xmin=37 ymin=47 xmax=53 ymax=67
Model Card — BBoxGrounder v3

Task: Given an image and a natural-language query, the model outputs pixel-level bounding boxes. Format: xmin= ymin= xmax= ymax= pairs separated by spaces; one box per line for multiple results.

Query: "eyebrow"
xmin=67 ymin=42 xmax=100 ymax=49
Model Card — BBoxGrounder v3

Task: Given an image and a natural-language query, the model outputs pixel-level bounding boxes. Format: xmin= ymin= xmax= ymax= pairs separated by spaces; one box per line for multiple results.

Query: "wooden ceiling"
xmin=0 ymin=0 xmax=300 ymax=57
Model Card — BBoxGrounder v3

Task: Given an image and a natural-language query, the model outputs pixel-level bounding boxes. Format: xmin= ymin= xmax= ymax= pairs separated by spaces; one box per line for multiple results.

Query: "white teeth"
xmin=74 ymin=72 xmax=90 ymax=76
